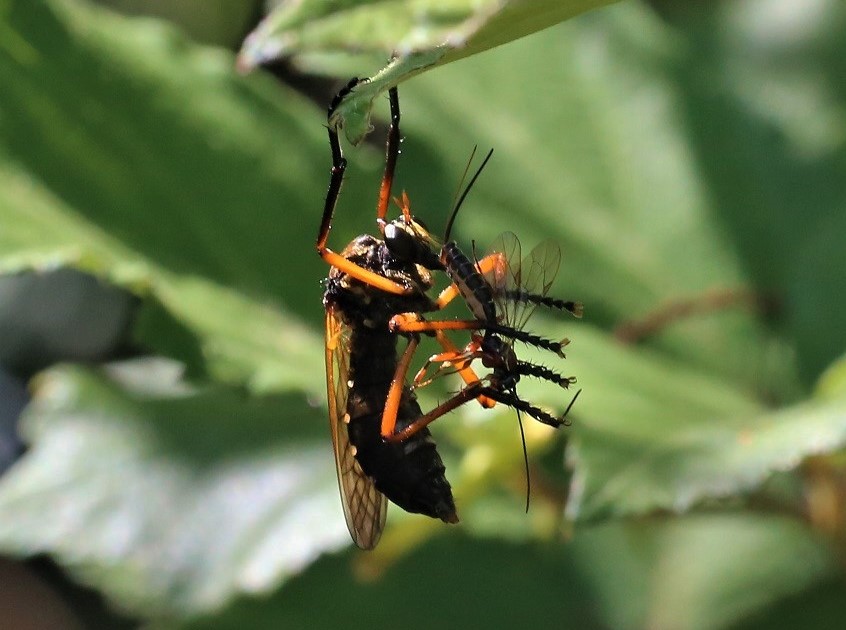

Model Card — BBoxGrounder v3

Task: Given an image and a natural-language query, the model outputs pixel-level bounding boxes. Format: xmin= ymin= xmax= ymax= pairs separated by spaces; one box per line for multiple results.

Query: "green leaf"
xmin=94 ymin=0 xmax=259 ymax=47
xmin=0 ymin=0 xmax=326 ymax=394
xmin=2 ymin=0 xmax=846 ymax=626
xmin=240 ymin=0 xmax=617 ymax=70
xmin=0 ymin=363 xmax=345 ymax=617
xmin=816 ymin=353 xmax=846 ymax=399
xmin=183 ymin=515 xmax=834 ymax=630
xmin=186 ymin=536 xmax=601 ymax=629
xmin=736 ymin=575 xmax=846 ymax=630
xmin=568 ymin=337 xmax=846 ymax=520
xmin=570 ymin=515 xmax=835 ymax=630
xmin=240 ymin=0 xmax=621 ymax=143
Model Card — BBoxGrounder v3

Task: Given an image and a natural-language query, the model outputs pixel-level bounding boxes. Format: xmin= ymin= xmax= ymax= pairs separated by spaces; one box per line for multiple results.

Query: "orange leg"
xmin=422 ymin=333 xmax=495 ymax=409
xmin=318 ymin=85 xmax=415 ymax=296
xmin=389 ymin=315 xmax=485 ymax=335
xmin=380 ymin=337 xmax=574 ymax=443
xmin=473 ymin=252 xmax=507 ymax=277
xmin=319 ymin=249 xmax=415 ymax=296
xmin=381 ymin=335 xmax=420 ymax=438
xmin=412 ymin=335 xmax=477 ymax=383
xmin=380 ymin=336 xmax=483 ymax=441
xmin=390 ymin=313 xmax=494 ymax=408
xmin=388 ymin=384 xmax=575 ymax=442
xmin=412 ymin=348 xmax=473 ymax=387
xmin=433 ymin=283 xmax=461 ymax=310
xmin=385 ymin=386 xmax=484 ymax=443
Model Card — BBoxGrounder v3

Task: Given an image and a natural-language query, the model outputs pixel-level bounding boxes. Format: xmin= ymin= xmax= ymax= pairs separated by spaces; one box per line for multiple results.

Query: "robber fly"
xmin=319 ymin=80 xmax=483 ymax=548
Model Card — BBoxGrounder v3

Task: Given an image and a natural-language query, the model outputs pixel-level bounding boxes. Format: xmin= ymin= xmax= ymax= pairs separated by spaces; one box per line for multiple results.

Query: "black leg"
xmin=316 ymin=78 xmax=359 ymax=252
xmin=377 ymin=87 xmax=402 ymax=225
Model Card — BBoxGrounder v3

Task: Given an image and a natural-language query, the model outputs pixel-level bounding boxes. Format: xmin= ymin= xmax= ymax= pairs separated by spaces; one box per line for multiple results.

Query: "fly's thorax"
xmin=480 ymin=334 xmax=518 ymax=372
xmin=482 ymin=336 xmax=521 ymax=392
xmin=327 ymin=234 xmax=437 ymax=319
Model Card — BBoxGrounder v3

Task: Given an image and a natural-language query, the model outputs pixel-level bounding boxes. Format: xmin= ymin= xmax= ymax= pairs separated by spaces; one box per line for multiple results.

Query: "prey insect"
xmin=425 ymin=229 xmax=582 ymax=402
xmin=392 ymin=150 xmax=583 ymax=436
xmin=384 ymin=153 xmax=583 ymax=510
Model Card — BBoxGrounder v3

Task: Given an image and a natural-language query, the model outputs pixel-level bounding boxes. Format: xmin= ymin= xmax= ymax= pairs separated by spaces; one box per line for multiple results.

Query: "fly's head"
xmin=383 ymin=191 xmax=442 ymax=271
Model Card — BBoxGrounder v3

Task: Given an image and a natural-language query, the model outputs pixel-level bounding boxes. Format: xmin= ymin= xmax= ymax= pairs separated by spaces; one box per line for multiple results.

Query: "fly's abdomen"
xmin=347 ymin=392 xmax=457 ymax=524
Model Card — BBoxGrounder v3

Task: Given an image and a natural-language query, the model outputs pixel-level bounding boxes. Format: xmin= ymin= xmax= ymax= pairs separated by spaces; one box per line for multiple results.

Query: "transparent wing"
xmin=483 ymin=231 xmax=521 ymax=326
xmin=485 ymin=232 xmax=561 ymax=330
xmin=514 ymin=239 xmax=562 ymax=329
xmin=325 ymin=308 xmax=387 ymax=549
xmin=483 ymin=232 xmax=562 ymax=332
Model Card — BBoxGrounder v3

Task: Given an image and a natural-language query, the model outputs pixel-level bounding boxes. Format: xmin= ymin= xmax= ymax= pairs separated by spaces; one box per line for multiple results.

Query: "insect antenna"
xmin=514 ymin=405 xmax=531 ymax=514
xmin=444 ymin=145 xmax=477 ymax=233
xmin=443 ymin=148 xmax=495 ymax=243
xmin=563 ymin=388 xmax=582 ymax=419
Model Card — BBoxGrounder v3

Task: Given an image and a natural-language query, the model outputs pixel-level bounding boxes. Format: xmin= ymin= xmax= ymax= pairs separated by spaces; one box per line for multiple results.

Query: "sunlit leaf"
xmin=240 ymin=0 xmax=620 ymax=143
xmin=0 ymin=363 xmax=344 ymax=617
xmin=1 ymin=0 xmax=845 ymax=626
xmin=0 ymin=0 xmax=325 ymax=394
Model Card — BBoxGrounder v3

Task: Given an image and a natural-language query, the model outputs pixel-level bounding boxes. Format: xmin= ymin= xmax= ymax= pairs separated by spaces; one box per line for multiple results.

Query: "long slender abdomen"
xmin=441 ymin=242 xmax=496 ymax=322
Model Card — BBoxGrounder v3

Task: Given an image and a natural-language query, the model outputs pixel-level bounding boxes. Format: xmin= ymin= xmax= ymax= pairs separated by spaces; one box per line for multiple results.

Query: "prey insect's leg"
xmin=380 ymin=334 xmax=492 ymax=441
xmin=413 ymin=336 xmax=482 ymax=387
xmin=387 ymin=384 xmax=579 ymax=444
xmin=390 ymin=312 xmax=494 ymax=408
xmin=424 ymin=332 xmax=495 ymax=409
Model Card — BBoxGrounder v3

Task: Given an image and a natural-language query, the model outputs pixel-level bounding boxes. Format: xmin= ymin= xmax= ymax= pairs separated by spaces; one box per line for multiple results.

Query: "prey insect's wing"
xmin=515 ymin=238 xmax=562 ymax=329
xmin=483 ymin=231 xmax=521 ymax=328
xmin=483 ymin=232 xmax=562 ymax=332
xmin=325 ymin=308 xmax=387 ymax=549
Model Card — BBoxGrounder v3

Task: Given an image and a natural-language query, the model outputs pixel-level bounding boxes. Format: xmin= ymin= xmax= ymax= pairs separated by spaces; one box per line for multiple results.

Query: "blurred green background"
xmin=1 ymin=0 xmax=846 ymax=628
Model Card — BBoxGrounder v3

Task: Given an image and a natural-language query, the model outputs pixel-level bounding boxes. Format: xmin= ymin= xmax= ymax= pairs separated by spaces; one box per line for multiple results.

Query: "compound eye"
xmin=384 ymin=222 xmax=416 ymax=260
